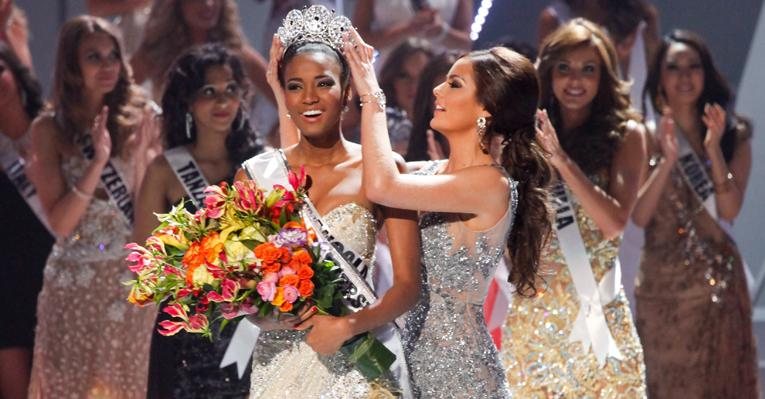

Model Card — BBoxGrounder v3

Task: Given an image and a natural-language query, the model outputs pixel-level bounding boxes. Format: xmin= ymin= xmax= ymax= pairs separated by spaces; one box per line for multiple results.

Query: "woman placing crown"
xmin=237 ymin=6 xmax=420 ymax=398
xmin=344 ymin=20 xmax=553 ymax=399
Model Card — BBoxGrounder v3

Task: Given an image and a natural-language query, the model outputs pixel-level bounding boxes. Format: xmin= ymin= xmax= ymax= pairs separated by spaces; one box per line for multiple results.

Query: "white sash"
xmin=675 ymin=129 xmax=730 ymax=230
xmin=163 ymin=147 xmax=210 ymax=208
xmin=0 ymin=136 xmax=53 ymax=234
xmin=77 ymin=134 xmax=134 ymax=224
xmin=551 ymin=180 xmax=623 ymax=366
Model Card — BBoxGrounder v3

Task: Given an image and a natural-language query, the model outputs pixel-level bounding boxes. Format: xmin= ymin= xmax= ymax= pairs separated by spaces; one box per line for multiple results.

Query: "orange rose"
xmin=183 ymin=241 xmax=204 ymax=285
xmin=296 ymin=264 xmax=314 ymax=280
xmin=279 ymin=301 xmax=293 ymax=312
xmin=291 ymin=249 xmax=312 ymax=267
xmin=279 ymin=274 xmax=300 ymax=287
xmin=298 ymin=279 xmax=314 ymax=298
xmin=261 ymin=262 xmax=281 ymax=274
xmin=200 ymin=232 xmax=224 ymax=264
xmin=255 ymin=243 xmax=291 ymax=265
xmin=271 ymin=286 xmax=285 ymax=307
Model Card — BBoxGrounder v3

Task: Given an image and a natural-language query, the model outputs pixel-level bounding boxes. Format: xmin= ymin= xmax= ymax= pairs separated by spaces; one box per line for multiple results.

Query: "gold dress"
xmin=28 ymin=156 xmax=156 ymax=398
xmin=634 ymin=156 xmax=758 ymax=398
xmin=502 ymin=171 xmax=646 ymax=398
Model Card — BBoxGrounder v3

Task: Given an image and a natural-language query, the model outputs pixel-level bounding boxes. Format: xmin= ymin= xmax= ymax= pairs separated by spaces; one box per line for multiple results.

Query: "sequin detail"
xmin=249 ymin=203 xmax=401 ymax=398
xmin=29 ymin=156 xmax=156 ymax=398
xmin=635 ymin=161 xmax=757 ymax=397
xmin=502 ymin=171 xmax=646 ymax=398
xmin=403 ymin=161 xmax=516 ymax=398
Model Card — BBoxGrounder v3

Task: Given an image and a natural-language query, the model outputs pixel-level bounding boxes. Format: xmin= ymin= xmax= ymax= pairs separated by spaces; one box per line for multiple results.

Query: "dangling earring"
xmin=477 ymin=116 xmax=488 ymax=152
xmin=185 ymin=112 xmax=193 ymax=139
xmin=236 ymin=107 xmax=248 ymax=131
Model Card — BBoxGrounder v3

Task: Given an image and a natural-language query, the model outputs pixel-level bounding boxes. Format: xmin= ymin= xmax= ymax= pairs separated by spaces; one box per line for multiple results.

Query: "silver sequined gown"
xmin=403 ymin=161 xmax=516 ymax=398
xmin=28 ymin=156 xmax=156 ymax=398
xmin=249 ymin=202 xmax=402 ymax=398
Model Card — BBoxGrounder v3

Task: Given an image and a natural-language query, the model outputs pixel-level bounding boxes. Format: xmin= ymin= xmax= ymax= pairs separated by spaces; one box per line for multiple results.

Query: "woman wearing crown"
xmin=238 ymin=6 xmax=421 ymax=398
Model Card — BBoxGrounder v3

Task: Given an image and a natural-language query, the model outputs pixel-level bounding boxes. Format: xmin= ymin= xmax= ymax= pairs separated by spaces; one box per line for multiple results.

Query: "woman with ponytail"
xmin=344 ymin=26 xmax=552 ymax=397
xmin=501 ymin=19 xmax=647 ymax=397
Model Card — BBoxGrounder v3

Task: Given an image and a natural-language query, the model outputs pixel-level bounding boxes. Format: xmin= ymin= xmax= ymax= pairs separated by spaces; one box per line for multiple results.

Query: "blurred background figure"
xmin=0 ymin=0 xmax=33 ymax=68
xmin=130 ymin=0 xmax=272 ymax=106
xmin=0 ymin=42 xmax=53 ymax=399
xmin=26 ymin=16 xmax=158 ymax=398
xmin=353 ymin=0 xmax=472 ymax=71
xmin=378 ymin=38 xmax=433 ymax=155
xmin=632 ymin=29 xmax=757 ymax=398
xmin=86 ymin=0 xmax=153 ymax=57
xmin=133 ymin=43 xmax=263 ymax=399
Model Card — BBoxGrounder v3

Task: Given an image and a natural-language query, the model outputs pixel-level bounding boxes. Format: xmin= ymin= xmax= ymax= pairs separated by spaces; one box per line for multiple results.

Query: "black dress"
xmin=0 ymin=171 xmax=54 ymax=348
xmin=146 ymin=197 xmax=251 ymax=399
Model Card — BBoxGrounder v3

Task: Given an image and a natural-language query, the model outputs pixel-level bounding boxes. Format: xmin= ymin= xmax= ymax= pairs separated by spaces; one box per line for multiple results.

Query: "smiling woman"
xmin=26 ymin=15 xmax=159 ymax=398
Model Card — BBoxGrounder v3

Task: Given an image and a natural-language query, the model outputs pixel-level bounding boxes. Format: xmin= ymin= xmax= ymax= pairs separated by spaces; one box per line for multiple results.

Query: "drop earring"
xmin=477 ymin=116 xmax=488 ymax=152
xmin=185 ymin=112 xmax=193 ymax=139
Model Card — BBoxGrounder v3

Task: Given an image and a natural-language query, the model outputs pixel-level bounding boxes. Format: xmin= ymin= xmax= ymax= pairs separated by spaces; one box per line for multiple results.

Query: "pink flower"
xmin=158 ymin=319 xmax=186 ymax=336
xmin=233 ymin=180 xmax=263 ymax=214
xmin=283 ymin=285 xmax=299 ymax=304
xmin=203 ymin=184 xmax=228 ymax=219
xmin=288 ymin=165 xmax=307 ymax=191
xmin=279 ymin=266 xmax=296 ymax=278
xmin=206 ymin=279 xmax=240 ymax=303
xmin=163 ymin=303 xmax=188 ymax=319
xmin=262 ymin=272 xmax=279 ymax=283
xmin=219 ymin=303 xmax=240 ymax=320
xmin=187 ymin=314 xmax=209 ymax=333
xmin=124 ymin=243 xmax=153 ymax=273
xmin=256 ymin=280 xmax=277 ymax=302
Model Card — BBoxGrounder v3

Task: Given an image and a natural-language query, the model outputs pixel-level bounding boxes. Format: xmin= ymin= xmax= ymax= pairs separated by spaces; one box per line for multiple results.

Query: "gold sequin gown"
xmin=634 ymin=159 xmax=758 ymax=398
xmin=249 ymin=202 xmax=402 ymax=398
xmin=502 ymin=172 xmax=647 ymax=398
xmin=28 ymin=156 xmax=156 ymax=398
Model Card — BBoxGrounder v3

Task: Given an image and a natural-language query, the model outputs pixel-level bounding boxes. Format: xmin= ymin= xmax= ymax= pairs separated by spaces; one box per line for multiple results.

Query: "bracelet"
xmin=71 ymin=185 xmax=93 ymax=200
xmin=713 ymin=172 xmax=735 ymax=194
xmin=359 ymin=90 xmax=386 ymax=112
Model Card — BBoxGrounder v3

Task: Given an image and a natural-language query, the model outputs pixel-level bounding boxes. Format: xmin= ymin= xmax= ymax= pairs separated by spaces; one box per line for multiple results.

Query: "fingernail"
xmin=310 ymin=306 xmax=318 ymax=313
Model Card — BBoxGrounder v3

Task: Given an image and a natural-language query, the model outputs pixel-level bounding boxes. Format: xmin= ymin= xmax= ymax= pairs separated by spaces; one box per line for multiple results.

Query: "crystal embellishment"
xmin=276 ymin=5 xmax=352 ymax=51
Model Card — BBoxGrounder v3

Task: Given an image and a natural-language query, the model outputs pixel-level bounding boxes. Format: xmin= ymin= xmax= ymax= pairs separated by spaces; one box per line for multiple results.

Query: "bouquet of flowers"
xmin=124 ymin=168 xmax=394 ymax=380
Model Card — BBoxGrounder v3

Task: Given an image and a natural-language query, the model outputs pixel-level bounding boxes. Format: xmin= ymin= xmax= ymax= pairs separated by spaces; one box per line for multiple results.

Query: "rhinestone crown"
xmin=276 ymin=5 xmax=352 ymax=51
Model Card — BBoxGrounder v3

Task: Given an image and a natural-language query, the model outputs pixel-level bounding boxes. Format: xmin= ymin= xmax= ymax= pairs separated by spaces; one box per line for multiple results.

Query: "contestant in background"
xmin=131 ymin=0 xmax=271 ymax=104
xmin=501 ymin=19 xmax=647 ymax=397
xmin=132 ymin=43 xmax=263 ymax=399
xmin=632 ymin=29 xmax=757 ymax=398
xmin=0 ymin=42 xmax=53 ymax=399
xmin=26 ymin=16 xmax=159 ymax=398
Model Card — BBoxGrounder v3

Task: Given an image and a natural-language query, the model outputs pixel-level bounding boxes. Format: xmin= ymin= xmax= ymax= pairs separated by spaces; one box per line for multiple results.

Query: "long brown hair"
xmin=538 ymin=18 xmax=641 ymax=175
xmin=133 ymin=0 xmax=245 ymax=89
xmin=52 ymin=15 xmax=145 ymax=155
xmin=644 ymin=29 xmax=748 ymax=162
xmin=468 ymin=47 xmax=553 ymax=296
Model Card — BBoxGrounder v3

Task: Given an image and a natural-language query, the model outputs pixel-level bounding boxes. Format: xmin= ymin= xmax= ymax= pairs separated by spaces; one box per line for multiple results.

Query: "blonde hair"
xmin=133 ymin=0 xmax=246 ymax=90
xmin=52 ymin=15 xmax=145 ymax=155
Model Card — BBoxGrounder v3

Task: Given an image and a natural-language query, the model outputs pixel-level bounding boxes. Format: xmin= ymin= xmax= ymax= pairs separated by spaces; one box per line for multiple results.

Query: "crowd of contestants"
xmin=0 ymin=0 xmax=757 ymax=397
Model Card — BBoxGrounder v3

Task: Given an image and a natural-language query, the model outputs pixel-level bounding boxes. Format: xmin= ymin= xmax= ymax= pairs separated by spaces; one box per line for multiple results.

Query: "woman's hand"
xmin=535 ymin=109 xmax=567 ymax=168
xmin=266 ymin=34 xmax=286 ymax=106
xmin=702 ymin=102 xmax=726 ymax=153
xmin=296 ymin=314 xmax=354 ymax=356
xmin=342 ymin=28 xmax=381 ymax=98
xmin=91 ymin=106 xmax=112 ymax=165
xmin=658 ymin=109 xmax=678 ymax=164
xmin=245 ymin=304 xmax=317 ymax=332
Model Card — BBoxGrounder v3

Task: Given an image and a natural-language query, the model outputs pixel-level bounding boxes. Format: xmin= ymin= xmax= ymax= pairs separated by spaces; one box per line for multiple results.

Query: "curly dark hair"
xmin=405 ymin=50 xmax=459 ymax=162
xmin=161 ymin=43 xmax=262 ymax=170
xmin=644 ymin=29 xmax=748 ymax=162
xmin=538 ymin=18 xmax=642 ymax=175
xmin=378 ymin=38 xmax=434 ymax=110
xmin=0 ymin=43 xmax=44 ymax=120
xmin=468 ymin=47 xmax=553 ymax=296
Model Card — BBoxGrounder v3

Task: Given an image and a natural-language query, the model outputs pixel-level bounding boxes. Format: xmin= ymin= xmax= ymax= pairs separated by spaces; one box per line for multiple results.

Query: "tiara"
xmin=276 ymin=5 xmax=352 ymax=51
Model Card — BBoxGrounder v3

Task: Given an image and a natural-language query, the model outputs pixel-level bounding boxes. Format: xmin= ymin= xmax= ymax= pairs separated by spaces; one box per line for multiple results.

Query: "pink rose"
xmin=262 ymin=272 xmax=279 ymax=283
xmin=257 ymin=280 xmax=276 ymax=302
xmin=283 ymin=285 xmax=299 ymax=304
xmin=279 ymin=266 xmax=296 ymax=278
